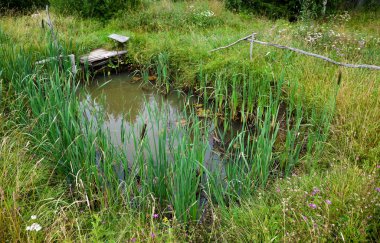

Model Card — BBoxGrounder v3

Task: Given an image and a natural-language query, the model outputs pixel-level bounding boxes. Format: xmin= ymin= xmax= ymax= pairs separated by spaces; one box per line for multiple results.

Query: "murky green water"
xmin=81 ymin=74 xmax=184 ymax=124
xmin=79 ymin=73 xmax=222 ymax=168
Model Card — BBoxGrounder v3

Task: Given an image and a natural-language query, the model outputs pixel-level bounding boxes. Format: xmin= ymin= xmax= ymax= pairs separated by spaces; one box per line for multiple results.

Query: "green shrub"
xmin=224 ymin=0 xmax=380 ymax=19
xmin=0 ymin=0 xmax=48 ymax=12
xmin=225 ymin=0 xmax=299 ymax=18
xmin=50 ymin=0 xmax=141 ymax=19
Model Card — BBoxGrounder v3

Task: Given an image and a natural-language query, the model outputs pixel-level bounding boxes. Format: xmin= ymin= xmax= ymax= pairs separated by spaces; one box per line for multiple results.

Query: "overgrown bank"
xmin=1 ymin=1 xmax=379 ymax=241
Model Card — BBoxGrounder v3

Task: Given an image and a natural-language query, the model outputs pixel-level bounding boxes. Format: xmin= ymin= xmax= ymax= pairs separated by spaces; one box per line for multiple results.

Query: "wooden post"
xmin=68 ymin=54 xmax=77 ymax=76
xmin=45 ymin=5 xmax=59 ymax=50
xmin=249 ymin=33 xmax=255 ymax=61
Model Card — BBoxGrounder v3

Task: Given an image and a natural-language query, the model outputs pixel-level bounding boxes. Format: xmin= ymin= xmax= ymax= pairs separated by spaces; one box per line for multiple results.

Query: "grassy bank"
xmin=1 ymin=0 xmax=379 ymax=241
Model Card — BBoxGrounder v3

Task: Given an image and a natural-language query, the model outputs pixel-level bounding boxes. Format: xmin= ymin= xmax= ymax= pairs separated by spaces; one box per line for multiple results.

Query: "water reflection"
xmin=82 ymin=74 xmax=183 ymax=123
xmin=79 ymin=73 xmax=226 ymax=171
xmin=79 ymin=73 xmax=190 ymax=162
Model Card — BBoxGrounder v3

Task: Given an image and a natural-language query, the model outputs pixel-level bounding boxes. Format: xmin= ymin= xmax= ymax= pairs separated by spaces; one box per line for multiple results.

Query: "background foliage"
xmin=1 ymin=0 xmax=379 ymax=19
xmin=224 ymin=0 xmax=380 ymax=19
xmin=48 ymin=0 xmax=141 ymax=19
xmin=0 ymin=0 xmax=48 ymax=12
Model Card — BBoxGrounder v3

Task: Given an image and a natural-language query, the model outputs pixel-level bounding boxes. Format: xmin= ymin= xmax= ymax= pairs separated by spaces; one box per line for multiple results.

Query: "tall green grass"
xmin=0 ymin=17 xmax=337 ymax=228
xmin=187 ymin=64 xmax=337 ymax=209
xmin=156 ymin=52 xmax=171 ymax=94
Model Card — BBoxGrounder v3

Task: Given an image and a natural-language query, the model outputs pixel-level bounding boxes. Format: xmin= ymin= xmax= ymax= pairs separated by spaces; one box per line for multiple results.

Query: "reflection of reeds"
xmin=139 ymin=123 xmax=147 ymax=141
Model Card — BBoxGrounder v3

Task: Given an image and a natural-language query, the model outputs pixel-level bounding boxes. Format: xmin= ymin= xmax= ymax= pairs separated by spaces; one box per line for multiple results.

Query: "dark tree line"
xmin=0 ymin=0 xmax=48 ymax=12
xmin=1 ymin=0 xmax=379 ymax=18
xmin=226 ymin=0 xmax=380 ymax=19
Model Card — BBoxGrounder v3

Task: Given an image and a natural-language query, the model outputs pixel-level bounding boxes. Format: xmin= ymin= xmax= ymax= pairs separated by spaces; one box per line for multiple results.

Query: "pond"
xmin=79 ymin=73 xmax=226 ymax=171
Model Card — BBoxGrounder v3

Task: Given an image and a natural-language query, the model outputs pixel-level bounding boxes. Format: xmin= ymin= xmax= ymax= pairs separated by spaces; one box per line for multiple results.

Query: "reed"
xmin=111 ymin=101 xmax=213 ymax=223
xmin=192 ymin=66 xmax=339 ymax=206
xmin=156 ymin=52 xmax=171 ymax=94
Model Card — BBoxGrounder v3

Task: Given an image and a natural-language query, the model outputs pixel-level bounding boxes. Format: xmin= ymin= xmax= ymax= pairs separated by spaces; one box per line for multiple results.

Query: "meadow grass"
xmin=0 ymin=0 xmax=379 ymax=241
xmin=219 ymin=162 xmax=380 ymax=241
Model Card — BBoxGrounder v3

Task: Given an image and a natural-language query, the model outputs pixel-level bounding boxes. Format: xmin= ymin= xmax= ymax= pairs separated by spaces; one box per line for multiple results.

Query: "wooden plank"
xmin=35 ymin=55 xmax=60 ymax=65
xmin=35 ymin=54 xmax=77 ymax=75
xmin=108 ymin=34 xmax=130 ymax=43
xmin=80 ymin=48 xmax=127 ymax=65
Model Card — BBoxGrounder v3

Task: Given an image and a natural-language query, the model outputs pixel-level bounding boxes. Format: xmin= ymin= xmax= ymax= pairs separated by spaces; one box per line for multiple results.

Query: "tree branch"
xmin=209 ymin=34 xmax=380 ymax=70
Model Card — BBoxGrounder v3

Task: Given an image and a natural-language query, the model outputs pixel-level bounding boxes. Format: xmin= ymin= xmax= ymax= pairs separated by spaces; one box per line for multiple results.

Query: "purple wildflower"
xmin=150 ymin=233 xmax=156 ymax=238
xmin=153 ymin=214 xmax=159 ymax=219
xmin=311 ymin=187 xmax=320 ymax=196
xmin=308 ymin=203 xmax=317 ymax=209
xmin=325 ymin=199 xmax=332 ymax=205
xmin=276 ymin=188 xmax=280 ymax=193
xmin=376 ymin=165 xmax=380 ymax=169
xmin=130 ymin=238 xmax=137 ymax=242
xmin=376 ymin=187 xmax=380 ymax=192
xmin=301 ymin=215 xmax=308 ymax=221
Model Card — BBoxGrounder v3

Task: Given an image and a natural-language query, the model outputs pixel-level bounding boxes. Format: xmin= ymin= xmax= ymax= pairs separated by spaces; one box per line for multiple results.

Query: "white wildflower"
xmin=26 ymin=223 xmax=42 ymax=232
xmin=31 ymin=215 xmax=37 ymax=220
xmin=358 ymin=39 xmax=365 ymax=48
xmin=199 ymin=10 xmax=214 ymax=17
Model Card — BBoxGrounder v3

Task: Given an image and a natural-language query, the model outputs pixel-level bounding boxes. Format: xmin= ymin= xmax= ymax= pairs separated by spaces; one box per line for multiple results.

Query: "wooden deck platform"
xmin=80 ymin=48 xmax=127 ymax=67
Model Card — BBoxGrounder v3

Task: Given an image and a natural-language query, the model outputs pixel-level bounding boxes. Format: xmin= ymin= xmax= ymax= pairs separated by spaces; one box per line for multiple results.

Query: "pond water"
xmin=79 ymin=73 xmax=223 ymax=169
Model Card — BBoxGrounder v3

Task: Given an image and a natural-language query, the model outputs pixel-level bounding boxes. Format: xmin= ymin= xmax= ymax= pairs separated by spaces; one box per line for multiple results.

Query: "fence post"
xmin=249 ymin=33 xmax=256 ymax=60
